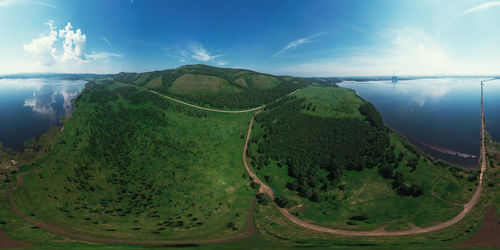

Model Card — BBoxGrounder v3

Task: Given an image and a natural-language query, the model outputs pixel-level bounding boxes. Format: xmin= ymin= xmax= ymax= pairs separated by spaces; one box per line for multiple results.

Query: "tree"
xmin=256 ymin=193 xmax=271 ymax=205
xmin=392 ymin=171 xmax=405 ymax=189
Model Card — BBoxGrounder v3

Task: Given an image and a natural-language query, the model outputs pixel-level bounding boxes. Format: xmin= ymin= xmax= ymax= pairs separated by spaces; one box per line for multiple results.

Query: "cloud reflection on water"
xmin=23 ymin=85 xmax=82 ymax=120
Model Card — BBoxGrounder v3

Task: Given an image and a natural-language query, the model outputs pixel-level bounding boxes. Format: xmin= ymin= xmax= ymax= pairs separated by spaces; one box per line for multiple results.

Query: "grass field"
xmin=169 ymin=73 xmax=241 ymax=96
xmin=294 ymin=86 xmax=365 ymax=119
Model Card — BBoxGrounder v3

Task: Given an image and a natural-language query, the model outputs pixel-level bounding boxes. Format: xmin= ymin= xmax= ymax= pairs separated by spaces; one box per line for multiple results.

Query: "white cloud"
xmin=274 ymin=32 xmax=325 ymax=57
xmin=190 ymin=44 xmax=221 ymax=62
xmin=23 ymin=21 xmax=122 ymax=69
xmin=461 ymin=1 xmax=500 ymax=16
xmin=272 ymin=29 xmax=454 ymax=76
xmin=59 ymin=22 xmax=86 ymax=62
xmin=0 ymin=0 xmax=57 ymax=9
xmin=23 ymin=21 xmax=58 ymax=66
xmin=275 ymin=38 xmax=309 ymax=57
xmin=102 ymin=37 xmax=112 ymax=46
xmin=86 ymin=52 xmax=122 ymax=60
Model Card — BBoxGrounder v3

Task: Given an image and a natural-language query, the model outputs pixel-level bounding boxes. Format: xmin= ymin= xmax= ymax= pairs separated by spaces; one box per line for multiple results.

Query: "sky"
xmin=1 ymin=0 xmax=500 ymax=76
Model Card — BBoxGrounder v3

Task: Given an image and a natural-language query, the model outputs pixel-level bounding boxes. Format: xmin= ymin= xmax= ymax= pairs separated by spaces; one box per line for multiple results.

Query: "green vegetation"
xmin=0 ymin=66 xmax=493 ymax=249
xmin=484 ymin=132 xmax=500 ymax=222
xmin=112 ymin=64 xmax=312 ymax=109
xmin=249 ymin=86 xmax=478 ymax=231
xmin=12 ymin=82 xmax=255 ymax=241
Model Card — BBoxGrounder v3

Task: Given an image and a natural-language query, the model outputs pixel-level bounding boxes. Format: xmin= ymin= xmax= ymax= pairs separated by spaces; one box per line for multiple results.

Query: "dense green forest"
xmin=252 ymin=96 xmax=390 ymax=201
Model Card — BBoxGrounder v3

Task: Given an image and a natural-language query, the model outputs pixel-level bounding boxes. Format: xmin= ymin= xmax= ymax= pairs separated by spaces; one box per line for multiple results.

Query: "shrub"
xmin=256 ymin=193 xmax=271 ymax=205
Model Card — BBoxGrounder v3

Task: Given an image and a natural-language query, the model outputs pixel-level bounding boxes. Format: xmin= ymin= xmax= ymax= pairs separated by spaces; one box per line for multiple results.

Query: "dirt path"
xmin=8 ymin=168 xmax=256 ymax=245
xmin=148 ymin=89 xmax=264 ymax=113
xmin=242 ymin=83 xmax=487 ymax=235
xmin=147 ymin=88 xmax=299 ymax=114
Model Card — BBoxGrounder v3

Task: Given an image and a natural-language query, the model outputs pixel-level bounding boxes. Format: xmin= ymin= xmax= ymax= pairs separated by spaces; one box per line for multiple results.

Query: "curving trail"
xmin=146 ymin=88 xmax=299 ymax=114
xmin=242 ymin=84 xmax=487 ymax=235
xmin=147 ymin=89 xmax=264 ymax=113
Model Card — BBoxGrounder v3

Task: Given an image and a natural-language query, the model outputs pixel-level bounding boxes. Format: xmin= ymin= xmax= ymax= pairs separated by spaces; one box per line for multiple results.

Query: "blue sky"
xmin=1 ymin=0 xmax=500 ymax=76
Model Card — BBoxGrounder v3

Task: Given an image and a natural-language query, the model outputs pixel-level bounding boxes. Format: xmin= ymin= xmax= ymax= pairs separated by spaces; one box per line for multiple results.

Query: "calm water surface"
xmin=0 ymin=78 xmax=85 ymax=150
xmin=340 ymin=78 xmax=500 ymax=168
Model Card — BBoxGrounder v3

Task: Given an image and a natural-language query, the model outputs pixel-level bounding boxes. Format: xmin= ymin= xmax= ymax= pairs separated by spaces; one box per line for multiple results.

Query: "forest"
xmin=253 ymin=96 xmax=391 ymax=201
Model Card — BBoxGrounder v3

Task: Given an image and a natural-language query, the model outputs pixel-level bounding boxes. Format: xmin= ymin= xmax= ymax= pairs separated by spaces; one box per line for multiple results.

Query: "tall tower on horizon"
xmin=391 ymin=69 xmax=398 ymax=83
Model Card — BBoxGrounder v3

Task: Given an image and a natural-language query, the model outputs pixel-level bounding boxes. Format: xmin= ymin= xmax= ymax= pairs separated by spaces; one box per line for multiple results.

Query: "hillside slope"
xmin=248 ymin=86 xmax=480 ymax=231
xmin=112 ymin=64 xmax=338 ymax=109
xmin=12 ymin=82 xmax=256 ymax=241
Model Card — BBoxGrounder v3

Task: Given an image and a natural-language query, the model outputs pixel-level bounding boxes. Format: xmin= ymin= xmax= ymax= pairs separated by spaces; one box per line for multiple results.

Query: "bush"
xmin=275 ymin=196 xmax=297 ymax=209
xmin=256 ymin=193 xmax=271 ymax=205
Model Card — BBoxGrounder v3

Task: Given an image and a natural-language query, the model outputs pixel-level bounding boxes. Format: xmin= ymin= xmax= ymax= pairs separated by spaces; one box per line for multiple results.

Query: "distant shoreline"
xmin=418 ymin=140 xmax=476 ymax=159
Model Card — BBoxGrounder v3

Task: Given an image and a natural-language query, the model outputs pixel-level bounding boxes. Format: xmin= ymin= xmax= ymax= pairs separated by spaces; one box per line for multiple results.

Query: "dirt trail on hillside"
xmin=149 ymin=90 xmax=263 ymax=113
xmin=242 ymin=84 xmax=487 ymax=235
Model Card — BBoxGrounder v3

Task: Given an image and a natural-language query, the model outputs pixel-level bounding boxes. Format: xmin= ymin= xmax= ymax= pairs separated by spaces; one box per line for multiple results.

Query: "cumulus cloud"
xmin=23 ymin=21 xmax=122 ymax=67
xmin=58 ymin=22 xmax=86 ymax=62
xmin=23 ymin=21 xmax=58 ymax=66
xmin=461 ymin=1 xmax=500 ymax=16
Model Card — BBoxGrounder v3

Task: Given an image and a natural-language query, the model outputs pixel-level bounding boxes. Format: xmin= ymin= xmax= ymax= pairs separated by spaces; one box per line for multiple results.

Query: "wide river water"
xmin=0 ymin=78 xmax=86 ymax=150
xmin=340 ymin=78 xmax=500 ymax=168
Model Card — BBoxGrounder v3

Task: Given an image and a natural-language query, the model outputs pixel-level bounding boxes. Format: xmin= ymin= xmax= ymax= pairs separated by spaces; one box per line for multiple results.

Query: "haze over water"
xmin=340 ymin=78 xmax=500 ymax=168
xmin=0 ymin=78 xmax=85 ymax=150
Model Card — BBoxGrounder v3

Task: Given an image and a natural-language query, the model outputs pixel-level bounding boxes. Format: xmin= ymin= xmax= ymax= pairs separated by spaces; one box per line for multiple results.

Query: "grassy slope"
xmin=11 ymin=82 xmax=256 ymax=241
xmin=169 ymin=73 xmax=241 ymax=96
xmin=250 ymin=86 xmax=477 ymax=231
xmin=113 ymin=64 xmax=313 ymax=109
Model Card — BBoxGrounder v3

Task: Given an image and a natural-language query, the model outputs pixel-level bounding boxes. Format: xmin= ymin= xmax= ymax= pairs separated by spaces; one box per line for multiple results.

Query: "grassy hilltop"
xmin=112 ymin=64 xmax=338 ymax=109
xmin=0 ymin=65 xmax=494 ymax=249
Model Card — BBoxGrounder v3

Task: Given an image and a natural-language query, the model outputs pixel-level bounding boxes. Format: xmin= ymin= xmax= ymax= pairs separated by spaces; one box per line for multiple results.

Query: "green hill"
xmin=112 ymin=64 xmax=337 ymax=109
xmin=0 ymin=66 xmax=488 ymax=248
xmin=12 ymin=83 xmax=255 ymax=241
xmin=248 ymin=86 xmax=479 ymax=231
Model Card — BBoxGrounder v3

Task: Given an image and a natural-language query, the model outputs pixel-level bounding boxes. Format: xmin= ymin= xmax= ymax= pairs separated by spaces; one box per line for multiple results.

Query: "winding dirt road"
xmin=241 ymin=83 xmax=487 ymax=236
